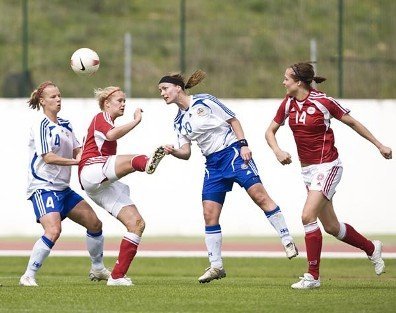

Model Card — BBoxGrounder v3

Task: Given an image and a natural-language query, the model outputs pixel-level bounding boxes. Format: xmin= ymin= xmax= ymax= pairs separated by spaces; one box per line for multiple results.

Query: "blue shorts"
xmin=29 ymin=187 xmax=84 ymax=222
xmin=202 ymin=142 xmax=262 ymax=204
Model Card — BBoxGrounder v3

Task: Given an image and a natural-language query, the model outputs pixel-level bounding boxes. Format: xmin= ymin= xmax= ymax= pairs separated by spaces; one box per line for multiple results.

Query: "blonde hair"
xmin=94 ymin=86 xmax=121 ymax=110
xmin=27 ymin=81 xmax=56 ymax=110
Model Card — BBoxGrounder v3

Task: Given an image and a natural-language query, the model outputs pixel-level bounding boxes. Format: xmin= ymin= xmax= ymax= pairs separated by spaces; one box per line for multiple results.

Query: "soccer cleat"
xmin=198 ymin=267 xmax=226 ymax=283
xmin=19 ymin=275 xmax=38 ymax=287
xmin=284 ymin=242 xmax=299 ymax=259
xmin=368 ymin=240 xmax=385 ymax=275
xmin=291 ymin=273 xmax=320 ymax=289
xmin=145 ymin=146 xmax=166 ymax=174
xmin=89 ymin=267 xmax=111 ymax=281
xmin=107 ymin=276 xmax=134 ymax=286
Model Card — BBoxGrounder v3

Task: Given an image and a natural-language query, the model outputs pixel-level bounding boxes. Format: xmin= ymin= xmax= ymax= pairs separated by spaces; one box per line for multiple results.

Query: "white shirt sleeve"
xmin=32 ymin=118 xmax=52 ymax=155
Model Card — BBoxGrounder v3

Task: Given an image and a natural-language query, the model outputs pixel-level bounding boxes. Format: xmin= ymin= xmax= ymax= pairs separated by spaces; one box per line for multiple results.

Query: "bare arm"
xmin=163 ymin=143 xmax=191 ymax=160
xmin=340 ymin=114 xmax=392 ymax=159
xmin=265 ymin=120 xmax=292 ymax=165
xmin=106 ymin=108 xmax=143 ymax=141
xmin=228 ymin=117 xmax=251 ymax=163
xmin=42 ymin=151 xmax=79 ymax=166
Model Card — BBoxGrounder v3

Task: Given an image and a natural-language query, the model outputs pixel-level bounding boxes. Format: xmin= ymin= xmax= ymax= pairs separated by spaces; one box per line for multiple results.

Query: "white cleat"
xmin=89 ymin=267 xmax=111 ymax=281
xmin=284 ymin=242 xmax=299 ymax=259
xmin=19 ymin=275 xmax=38 ymax=287
xmin=291 ymin=273 xmax=320 ymax=289
xmin=198 ymin=267 xmax=226 ymax=283
xmin=107 ymin=276 xmax=134 ymax=286
xmin=145 ymin=146 xmax=166 ymax=174
xmin=368 ymin=240 xmax=385 ymax=275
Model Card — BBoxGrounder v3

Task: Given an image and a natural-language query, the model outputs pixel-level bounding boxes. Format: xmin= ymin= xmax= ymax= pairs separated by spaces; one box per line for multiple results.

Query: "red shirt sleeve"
xmin=94 ymin=112 xmax=114 ymax=136
xmin=321 ymin=97 xmax=350 ymax=120
xmin=273 ymin=97 xmax=290 ymax=125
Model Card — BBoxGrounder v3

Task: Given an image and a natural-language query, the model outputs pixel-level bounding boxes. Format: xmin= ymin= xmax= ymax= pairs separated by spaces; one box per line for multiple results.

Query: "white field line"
xmin=1 ymin=250 xmax=396 ymax=258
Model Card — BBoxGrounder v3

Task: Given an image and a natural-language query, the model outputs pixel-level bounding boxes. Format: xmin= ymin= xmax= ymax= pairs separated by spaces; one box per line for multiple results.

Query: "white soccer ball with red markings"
xmin=70 ymin=48 xmax=100 ymax=75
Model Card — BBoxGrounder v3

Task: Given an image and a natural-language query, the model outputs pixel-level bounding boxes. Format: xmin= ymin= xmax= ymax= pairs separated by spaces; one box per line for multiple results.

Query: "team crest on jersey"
xmin=196 ymin=107 xmax=206 ymax=116
xmin=241 ymin=164 xmax=248 ymax=170
xmin=307 ymin=106 xmax=316 ymax=115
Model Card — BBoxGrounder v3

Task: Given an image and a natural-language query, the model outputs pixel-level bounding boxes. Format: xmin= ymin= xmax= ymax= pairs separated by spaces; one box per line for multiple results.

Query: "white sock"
xmin=24 ymin=236 xmax=53 ymax=277
xmin=265 ymin=206 xmax=293 ymax=246
xmin=124 ymin=232 xmax=141 ymax=246
xmin=205 ymin=225 xmax=223 ymax=269
xmin=336 ymin=222 xmax=346 ymax=240
xmin=86 ymin=231 xmax=105 ymax=270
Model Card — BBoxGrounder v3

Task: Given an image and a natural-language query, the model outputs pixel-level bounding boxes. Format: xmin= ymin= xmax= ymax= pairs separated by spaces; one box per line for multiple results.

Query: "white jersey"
xmin=27 ymin=114 xmax=81 ymax=198
xmin=174 ymin=94 xmax=237 ymax=156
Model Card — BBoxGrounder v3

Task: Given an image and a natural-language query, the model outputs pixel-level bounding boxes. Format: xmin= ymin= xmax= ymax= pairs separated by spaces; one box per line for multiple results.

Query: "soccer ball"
xmin=70 ymin=48 xmax=100 ymax=75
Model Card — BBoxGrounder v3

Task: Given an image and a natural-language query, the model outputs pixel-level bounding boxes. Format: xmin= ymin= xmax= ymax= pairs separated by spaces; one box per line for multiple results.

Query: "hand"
xmin=134 ymin=108 xmax=143 ymax=123
xmin=275 ymin=150 xmax=292 ymax=165
xmin=379 ymin=145 xmax=392 ymax=160
xmin=74 ymin=153 xmax=81 ymax=163
xmin=163 ymin=144 xmax=175 ymax=155
xmin=240 ymin=146 xmax=252 ymax=164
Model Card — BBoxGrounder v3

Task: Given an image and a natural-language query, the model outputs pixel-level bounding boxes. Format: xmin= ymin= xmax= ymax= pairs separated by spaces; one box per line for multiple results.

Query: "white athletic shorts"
xmin=80 ymin=155 xmax=134 ymax=217
xmin=301 ymin=158 xmax=343 ymax=200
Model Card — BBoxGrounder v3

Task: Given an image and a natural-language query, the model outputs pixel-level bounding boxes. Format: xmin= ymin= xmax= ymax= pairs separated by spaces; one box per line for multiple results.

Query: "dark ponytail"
xmin=291 ymin=62 xmax=326 ymax=85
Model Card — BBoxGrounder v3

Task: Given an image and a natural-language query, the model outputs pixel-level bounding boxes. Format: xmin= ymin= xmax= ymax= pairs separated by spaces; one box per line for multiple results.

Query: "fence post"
xmin=124 ymin=33 xmax=132 ymax=98
xmin=338 ymin=0 xmax=344 ymax=98
xmin=310 ymin=38 xmax=317 ymax=89
xmin=22 ymin=0 xmax=29 ymax=96
xmin=180 ymin=0 xmax=186 ymax=73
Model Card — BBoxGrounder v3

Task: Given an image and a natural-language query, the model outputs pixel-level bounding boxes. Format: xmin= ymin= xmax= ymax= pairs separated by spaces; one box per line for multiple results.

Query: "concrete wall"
xmin=1 ymin=98 xmax=394 ymax=237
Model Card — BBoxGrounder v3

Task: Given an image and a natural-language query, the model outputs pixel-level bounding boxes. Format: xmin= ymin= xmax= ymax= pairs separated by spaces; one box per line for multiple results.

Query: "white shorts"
xmin=301 ymin=158 xmax=343 ymax=200
xmin=80 ymin=156 xmax=134 ymax=217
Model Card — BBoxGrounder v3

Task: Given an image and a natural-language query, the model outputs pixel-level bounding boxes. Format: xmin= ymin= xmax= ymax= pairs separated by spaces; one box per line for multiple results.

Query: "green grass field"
xmin=1 ymin=256 xmax=395 ymax=313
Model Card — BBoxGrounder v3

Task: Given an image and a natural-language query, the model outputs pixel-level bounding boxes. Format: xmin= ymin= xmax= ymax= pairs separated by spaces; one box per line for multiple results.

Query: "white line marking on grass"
xmin=1 ymin=250 xmax=396 ymax=258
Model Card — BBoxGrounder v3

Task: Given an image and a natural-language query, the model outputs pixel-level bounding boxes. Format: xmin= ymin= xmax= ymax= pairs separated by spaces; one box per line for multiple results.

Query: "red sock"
xmin=305 ymin=227 xmax=322 ymax=280
xmin=111 ymin=237 xmax=138 ymax=279
xmin=341 ymin=223 xmax=375 ymax=256
xmin=131 ymin=155 xmax=149 ymax=172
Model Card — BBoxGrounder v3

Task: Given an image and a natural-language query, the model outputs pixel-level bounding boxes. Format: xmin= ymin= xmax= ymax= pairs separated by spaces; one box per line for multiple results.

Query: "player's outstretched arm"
xmin=106 ymin=108 xmax=143 ymax=141
xmin=163 ymin=143 xmax=191 ymax=160
xmin=340 ymin=114 xmax=392 ymax=159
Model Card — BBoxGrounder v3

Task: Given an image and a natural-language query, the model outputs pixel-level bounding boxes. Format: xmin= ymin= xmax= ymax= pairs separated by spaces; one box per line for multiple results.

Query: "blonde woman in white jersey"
xmin=20 ymin=81 xmax=110 ymax=287
xmin=158 ymin=70 xmax=298 ymax=283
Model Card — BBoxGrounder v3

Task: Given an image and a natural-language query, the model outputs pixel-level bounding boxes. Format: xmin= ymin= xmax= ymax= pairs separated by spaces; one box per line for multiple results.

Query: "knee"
xmin=45 ymin=225 xmax=62 ymax=242
xmin=136 ymin=218 xmax=146 ymax=233
xmin=88 ymin=218 xmax=103 ymax=233
xmin=126 ymin=217 xmax=145 ymax=234
xmin=301 ymin=212 xmax=314 ymax=226
xmin=254 ymin=194 xmax=267 ymax=208
xmin=252 ymin=192 xmax=274 ymax=211
xmin=203 ymin=206 xmax=220 ymax=225
xmin=203 ymin=210 xmax=214 ymax=223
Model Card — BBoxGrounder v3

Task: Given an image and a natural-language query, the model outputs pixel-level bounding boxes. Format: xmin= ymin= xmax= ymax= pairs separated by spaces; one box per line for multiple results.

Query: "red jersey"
xmin=273 ymin=89 xmax=350 ymax=164
xmin=79 ymin=112 xmax=117 ymax=170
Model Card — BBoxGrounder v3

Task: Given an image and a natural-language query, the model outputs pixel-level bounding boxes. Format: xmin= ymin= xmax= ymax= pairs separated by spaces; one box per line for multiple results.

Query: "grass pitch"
xmin=0 ymin=257 xmax=395 ymax=313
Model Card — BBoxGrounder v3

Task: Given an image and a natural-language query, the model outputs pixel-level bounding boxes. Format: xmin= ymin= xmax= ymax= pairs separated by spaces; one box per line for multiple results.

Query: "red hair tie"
xmin=36 ymin=81 xmax=55 ymax=98
xmin=105 ymin=88 xmax=121 ymax=100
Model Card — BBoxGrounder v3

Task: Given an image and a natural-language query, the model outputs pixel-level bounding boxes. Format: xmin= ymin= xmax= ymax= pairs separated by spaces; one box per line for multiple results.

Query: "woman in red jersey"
xmin=79 ymin=86 xmax=165 ymax=286
xmin=265 ymin=62 xmax=392 ymax=289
